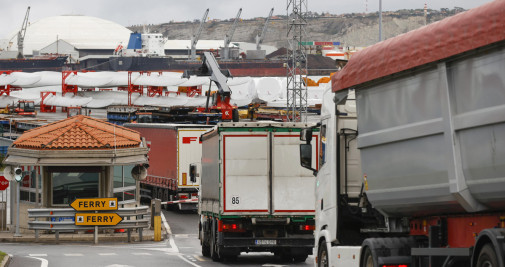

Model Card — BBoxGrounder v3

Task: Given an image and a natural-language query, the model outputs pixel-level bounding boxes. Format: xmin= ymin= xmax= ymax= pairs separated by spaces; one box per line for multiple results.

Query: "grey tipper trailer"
xmin=307 ymin=1 xmax=505 ymax=267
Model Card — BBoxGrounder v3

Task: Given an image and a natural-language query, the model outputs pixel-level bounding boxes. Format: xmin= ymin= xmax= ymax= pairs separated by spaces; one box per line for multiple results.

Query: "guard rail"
xmin=27 ymin=206 xmax=149 ymax=243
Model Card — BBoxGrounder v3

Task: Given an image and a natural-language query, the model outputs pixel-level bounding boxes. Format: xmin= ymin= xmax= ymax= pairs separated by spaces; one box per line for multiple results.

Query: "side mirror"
xmin=300 ymin=144 xmax=317 ymax=175
xmin=189 ymin=164 xmax=198 ymax=183
xmin=300 ymin=129 xmax=312 ymax=143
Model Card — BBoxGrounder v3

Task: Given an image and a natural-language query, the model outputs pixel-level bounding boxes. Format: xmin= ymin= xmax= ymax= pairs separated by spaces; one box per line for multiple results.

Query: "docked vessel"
xmin=0 ymin=55 xmax=67 ymax=72
xmin=106 ymin=32 xmax=328 ymax=77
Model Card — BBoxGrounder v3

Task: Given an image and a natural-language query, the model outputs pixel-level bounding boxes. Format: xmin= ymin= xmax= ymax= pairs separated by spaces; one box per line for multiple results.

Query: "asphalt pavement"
xmin=0 ymin=209 xmax=314 ymax=267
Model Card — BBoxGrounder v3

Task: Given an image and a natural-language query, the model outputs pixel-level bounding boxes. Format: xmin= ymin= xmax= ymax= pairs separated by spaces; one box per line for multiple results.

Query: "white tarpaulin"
xmin=0 ymin=74 xmax=17 ymax=86
xmin=178 ymin=76 xmax=209 ymax=87
xmin=30 ymin=71 xmax=62 ymax=87
xmin=230 ymin=79 xmax=253 ymax=100
xmin=227 ymin=77 xmax=251 ymax=86
xmin=255 ymin=77 xmax=281 ymax=102
xmin=0 ymin=96 xmax=21 ymax=108
xmin=65 ymin=73 xmax=113 ymax=88
xmin=133 ymin=74 xmax=187 ymax=87
xmin=42 ymin=94 xmax=93 ymax=107
xmin=9 ymin=72 xmax=41 ymax=87
xmin=133 ymin=95 xmax=188 ymax=107
xmin=182 ymin=95 xmax=208 ymax=107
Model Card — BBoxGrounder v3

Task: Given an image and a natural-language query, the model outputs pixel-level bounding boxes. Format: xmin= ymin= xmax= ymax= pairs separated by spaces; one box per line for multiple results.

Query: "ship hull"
xmin=108 ymin=56 xmax=291 ymax=77
xmin=0 ymin=56 xmax=67 ymax=72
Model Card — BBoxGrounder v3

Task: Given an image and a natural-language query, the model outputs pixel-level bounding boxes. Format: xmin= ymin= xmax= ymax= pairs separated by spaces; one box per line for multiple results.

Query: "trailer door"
xmin=271 ymin=131 xmax=317 ymax=215
xmin=178 ymin=128 xmax=208 ymax=188
xmin=222 ymin=133 xmax=270 ymax=214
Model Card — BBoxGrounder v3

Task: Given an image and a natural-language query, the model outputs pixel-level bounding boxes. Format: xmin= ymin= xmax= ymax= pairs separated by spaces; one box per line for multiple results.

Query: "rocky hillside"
xmin=129 ymin=8 xmax=464 ymax=48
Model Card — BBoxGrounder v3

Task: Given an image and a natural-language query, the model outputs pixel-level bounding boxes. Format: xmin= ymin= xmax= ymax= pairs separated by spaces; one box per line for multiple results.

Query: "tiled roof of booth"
xmin=13 ymin=115 xmax=142 ymax=150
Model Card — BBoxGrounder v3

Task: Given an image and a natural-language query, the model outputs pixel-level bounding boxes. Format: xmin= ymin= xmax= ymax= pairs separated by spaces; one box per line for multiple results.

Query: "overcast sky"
xmin=0 ymin=0 xmax=494 ymax=39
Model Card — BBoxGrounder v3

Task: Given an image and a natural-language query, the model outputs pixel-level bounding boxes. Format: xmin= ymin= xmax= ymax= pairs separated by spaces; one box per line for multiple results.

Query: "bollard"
xmin=153 ymin=199 xmax=161 ymax=242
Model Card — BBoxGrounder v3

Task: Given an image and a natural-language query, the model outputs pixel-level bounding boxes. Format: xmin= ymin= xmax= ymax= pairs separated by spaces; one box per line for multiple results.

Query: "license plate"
xmin=255 ymin=240 xmax=276 ymax=245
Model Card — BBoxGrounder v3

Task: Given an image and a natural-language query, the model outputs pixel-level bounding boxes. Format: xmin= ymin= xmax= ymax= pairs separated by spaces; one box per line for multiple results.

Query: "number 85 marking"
xmin=231 ymin=196 xmax=240 ymax=205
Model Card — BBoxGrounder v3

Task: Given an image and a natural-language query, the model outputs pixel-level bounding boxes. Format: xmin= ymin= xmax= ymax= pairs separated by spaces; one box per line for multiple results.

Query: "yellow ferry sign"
xmin=75 ymin=213 xmax=123 ymax=226
xmin=70 ymin=198 xmax=118 ymax=211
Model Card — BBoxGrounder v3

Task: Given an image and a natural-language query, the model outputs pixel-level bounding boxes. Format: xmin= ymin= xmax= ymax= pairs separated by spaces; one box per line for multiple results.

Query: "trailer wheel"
xmin=200 ymin=222 xmax=211 ymax=257
xmin=476 ymin=244 xmax=498 ymax=267
xmin=317 ymin=242 xmax=329 ymax=267
xmin=361 ymin=246 xmax=376 ymax=267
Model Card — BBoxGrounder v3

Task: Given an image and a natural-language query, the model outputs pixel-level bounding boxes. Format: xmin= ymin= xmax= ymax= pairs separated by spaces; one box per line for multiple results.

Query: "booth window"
xmin=113 ymin=165 xmax=136 ymax=204
xmin=20 ymin=166 xmax=41 ymax=204
xmin=50 ymin=166 xmax=100 ymax=206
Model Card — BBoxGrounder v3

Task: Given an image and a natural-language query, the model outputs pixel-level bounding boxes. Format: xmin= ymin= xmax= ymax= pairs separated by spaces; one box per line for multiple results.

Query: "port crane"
xmin=183 ymin=51 xmax=238 ymax=121
xmin=222 ymin=8 xmax=242 ymax=60
xmin=17 ymin=6 xmax=31 ymax=59
xmin=190 ymin=8 xmax=209 ymax=60
xmin=256 ymin=8 xmax=274 ymax=50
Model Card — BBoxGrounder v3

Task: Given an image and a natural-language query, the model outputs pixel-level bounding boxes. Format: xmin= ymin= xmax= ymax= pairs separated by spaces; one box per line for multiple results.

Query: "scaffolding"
xmin=286 ymin=0 xmax=308 ymax=122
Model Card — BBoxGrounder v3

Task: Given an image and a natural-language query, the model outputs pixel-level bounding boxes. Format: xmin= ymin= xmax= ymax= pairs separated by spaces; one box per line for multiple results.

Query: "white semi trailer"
xmin=197 ymin=122 xmax=318 ymax=262
xmin=300 ymin=1 xmax=505 ymax=267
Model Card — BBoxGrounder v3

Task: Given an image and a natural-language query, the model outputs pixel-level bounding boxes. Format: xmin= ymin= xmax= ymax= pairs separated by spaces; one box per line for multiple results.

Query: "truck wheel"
xmin=361 ymin=246 xmax=376 ymax=267
xmin=210 ymin=223 xmax=222 ymax=262
xmin=476 ymin=244 xmax=498 ymax=267
xmin=317 ymin=242 xmax=329 ymax=267
xmin=293 ymin=254 xmax=308 ymax=262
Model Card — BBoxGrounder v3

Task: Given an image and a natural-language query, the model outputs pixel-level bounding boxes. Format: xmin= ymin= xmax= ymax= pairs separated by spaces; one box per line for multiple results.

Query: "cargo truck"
xmin=299 ymin=1 xmax=505 ymax=267
xmin=197 ymin=122 xmax=318 ymax=261
xmin=124 ymin=123 xmax=213 ymax=210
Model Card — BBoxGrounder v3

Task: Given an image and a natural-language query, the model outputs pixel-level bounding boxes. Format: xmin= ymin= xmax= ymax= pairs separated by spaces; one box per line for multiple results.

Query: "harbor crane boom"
xmin=222 ymin=8 xmax=242 ymax=60
xmin=190 ymin=8 xmax=209 ymax=60
xmin=17 ymin=6 xmax=30 ymax=59
xmin=183 ymin=52 xmax=238 ymax=121
xmin=256 ymin=8 xmax=274 ymax=50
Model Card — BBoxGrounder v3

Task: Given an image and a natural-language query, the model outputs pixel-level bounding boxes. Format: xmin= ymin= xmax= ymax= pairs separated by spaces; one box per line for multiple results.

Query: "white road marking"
xmin=161 ymin=211 xmax=179 ymax=253
xmin=28 ymin=254 xmax=47 ymax=257
xmin=132 ymin=252 xmax=151 ymax=256
xmin=177 ymin=254 xmax=202 ymax=267
xmin=193 ymin=255 xmax=208 ymax=262
xmin=64 ymin=254 xmax=83 ymax=256
xmin=28 ymin=256 xmax=48 ymax=267
xmin=98 ymin=253 xmax=117 ymax=256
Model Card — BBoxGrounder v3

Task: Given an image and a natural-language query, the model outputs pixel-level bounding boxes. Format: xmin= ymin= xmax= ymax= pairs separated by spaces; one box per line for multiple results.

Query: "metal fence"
xmin=28 ymin=206 xmax=149 ymax=243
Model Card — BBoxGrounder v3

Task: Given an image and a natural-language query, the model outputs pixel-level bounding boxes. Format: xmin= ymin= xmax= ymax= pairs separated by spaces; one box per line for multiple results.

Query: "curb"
xmin=0 ymin=254 xmax=10 ymax=267
xmin=0 ymin=233 xmax=162 ymax=243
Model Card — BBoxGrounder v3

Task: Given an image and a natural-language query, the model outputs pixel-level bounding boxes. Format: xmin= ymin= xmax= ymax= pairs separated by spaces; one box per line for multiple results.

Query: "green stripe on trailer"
xmin=219 ymin=128 xmax=319 ymax=133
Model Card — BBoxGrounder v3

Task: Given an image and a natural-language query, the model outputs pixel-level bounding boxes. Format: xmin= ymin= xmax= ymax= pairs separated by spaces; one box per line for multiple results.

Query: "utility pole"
xmin=286 ymin=0 xmax=308 ymax=122
xmin=379 ymin=0 xmax=383 ymax=42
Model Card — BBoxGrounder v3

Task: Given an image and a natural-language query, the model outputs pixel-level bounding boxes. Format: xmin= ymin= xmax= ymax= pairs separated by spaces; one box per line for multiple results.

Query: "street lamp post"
xmin=14 ymin=180 xmax=21 ymax=237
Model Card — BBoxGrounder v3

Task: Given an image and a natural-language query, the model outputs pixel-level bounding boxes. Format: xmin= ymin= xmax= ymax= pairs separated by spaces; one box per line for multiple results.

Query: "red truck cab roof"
xmin=332 ymin=0 xmax=505 ymax=92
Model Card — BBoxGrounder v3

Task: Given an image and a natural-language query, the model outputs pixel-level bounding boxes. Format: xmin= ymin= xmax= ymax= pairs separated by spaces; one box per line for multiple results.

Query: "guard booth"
xmin=0 ymin=137 xmax=14 ymax=231
xmin=2 ymin=115 xmax=149 ymax=233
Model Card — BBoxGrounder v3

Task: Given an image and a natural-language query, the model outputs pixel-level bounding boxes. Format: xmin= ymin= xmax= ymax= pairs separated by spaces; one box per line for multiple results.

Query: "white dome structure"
xmin=8 ymin=15 xmax=132 ymax=55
